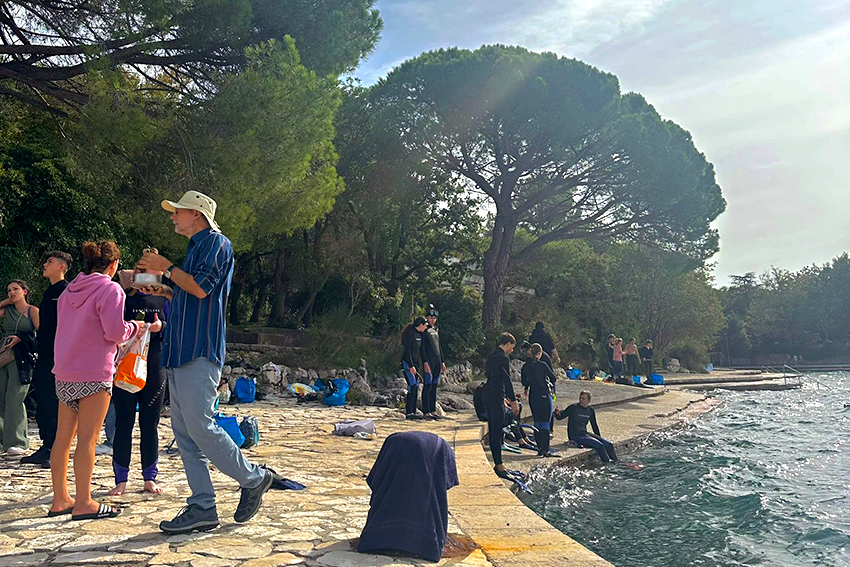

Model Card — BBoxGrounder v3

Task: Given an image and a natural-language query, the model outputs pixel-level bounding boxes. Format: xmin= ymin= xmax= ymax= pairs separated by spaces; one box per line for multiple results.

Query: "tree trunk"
xmin=228 ymin=253 xmax=253 ymax=325
xmin=482 ymin=215 xmax=516 ymax=329
xmin=269 ymin=238 xmax=290 ymax=323
xmin=250 ymin=277 xmax=270 ymax=323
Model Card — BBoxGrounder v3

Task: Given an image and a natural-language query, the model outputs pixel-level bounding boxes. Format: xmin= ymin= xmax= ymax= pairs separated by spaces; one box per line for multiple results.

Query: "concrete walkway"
xmin=0 ymin=385 xmax=715 ymax=567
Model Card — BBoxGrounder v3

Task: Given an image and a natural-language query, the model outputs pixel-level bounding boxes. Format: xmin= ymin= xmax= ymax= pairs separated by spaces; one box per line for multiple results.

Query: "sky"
xmin=353 ymin=0 xmax=850 ymax=285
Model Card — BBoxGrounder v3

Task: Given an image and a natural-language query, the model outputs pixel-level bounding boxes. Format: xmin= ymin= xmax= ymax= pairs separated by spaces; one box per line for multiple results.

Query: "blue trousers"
xmin=167 ymin=357 xmax=265 ymax=509
xmin=574 ymin=435 xmax=617 ymax=462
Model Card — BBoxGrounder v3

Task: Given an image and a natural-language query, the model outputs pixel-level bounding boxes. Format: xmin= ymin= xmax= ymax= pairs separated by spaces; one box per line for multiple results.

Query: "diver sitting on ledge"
xmin=555 ymin=390 xmax=617 ymax=463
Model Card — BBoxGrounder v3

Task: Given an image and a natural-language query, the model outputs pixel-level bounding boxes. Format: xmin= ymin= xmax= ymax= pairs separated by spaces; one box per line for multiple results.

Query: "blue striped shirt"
xmin=162 ymin=228 xmax=233 ymax=369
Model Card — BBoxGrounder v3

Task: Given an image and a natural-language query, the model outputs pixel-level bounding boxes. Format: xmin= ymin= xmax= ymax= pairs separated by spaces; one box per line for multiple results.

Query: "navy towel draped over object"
xmin=357 ymin=431 xmax=459 ymax=562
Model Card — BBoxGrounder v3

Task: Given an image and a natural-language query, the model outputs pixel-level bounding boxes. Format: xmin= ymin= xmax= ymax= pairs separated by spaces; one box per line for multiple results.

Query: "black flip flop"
xmin=46 ymin=506 xmax=73 ymax=517
xmin=71 ymin=503 xmax=121 ymax=521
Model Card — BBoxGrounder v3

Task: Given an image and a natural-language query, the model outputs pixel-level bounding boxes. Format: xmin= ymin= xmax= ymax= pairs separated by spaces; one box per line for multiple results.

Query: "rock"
xmin=192 ymin=557 xmax=237 ymax=567
xmin=316 ymin=550 xmax=396 ymax=567
xmin=0 ymin=553 xmax=49 ymax=566
xmin=222 ymin=365 xmax=232 ymax=376
xmin=258 ymin=362 xmax=284 ymax=394
xmin=439 ymin=394 xmax=474 ymax=412
xmin=307 ymin=369 xmax=319 ymax=382
xmin=292 ymin=368 xmax=309 ymax=384
xmin=233 ymin=367 xmax=246 ymax=375
xmin=346 ymin=373 xmax=374 ymax=406
xmin=442 ymin=362 xmax=473 ymax=384
xmin=668 ymin=358 xmax=681 ymax=372
xmin=241 ymin=553 xmax=302 ymax=566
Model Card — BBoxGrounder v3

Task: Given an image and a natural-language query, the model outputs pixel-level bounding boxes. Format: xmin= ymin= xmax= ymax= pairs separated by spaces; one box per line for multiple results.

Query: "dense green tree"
xmin=0 ymin=0 xmax=382 ymax=113
xmin=372 ymin=45 xmax=725 ymax=328
xmin=0 ymin=100 xmax=145 ymax=295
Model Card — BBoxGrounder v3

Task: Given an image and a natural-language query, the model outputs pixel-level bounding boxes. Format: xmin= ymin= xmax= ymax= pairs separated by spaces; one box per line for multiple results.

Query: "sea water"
xmin=521 ymin=373 xmax=850 ymax=566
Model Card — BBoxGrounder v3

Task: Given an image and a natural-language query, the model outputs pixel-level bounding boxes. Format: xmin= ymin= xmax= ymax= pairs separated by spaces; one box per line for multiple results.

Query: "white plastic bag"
xmin=115 ymin=329 xmax=150 ymax=393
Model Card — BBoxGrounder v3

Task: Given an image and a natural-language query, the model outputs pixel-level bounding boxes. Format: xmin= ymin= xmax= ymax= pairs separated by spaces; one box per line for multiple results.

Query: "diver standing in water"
xmin=420 ymin=305 xmax=446 ymax=420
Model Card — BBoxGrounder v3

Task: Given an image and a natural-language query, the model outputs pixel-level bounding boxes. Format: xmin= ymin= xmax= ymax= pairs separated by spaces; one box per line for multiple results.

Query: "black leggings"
xmin=485 ymin=396 xmax=506 ymax=466
xmin=626 ymin=354 xmax=639 ymax=376
xmin=112 ymin=345 xmax=166 ymax=483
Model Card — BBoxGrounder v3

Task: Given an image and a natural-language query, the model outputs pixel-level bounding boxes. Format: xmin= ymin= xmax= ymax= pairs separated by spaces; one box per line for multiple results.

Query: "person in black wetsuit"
xmin=109 ymin=265 xmax=169 ymax=496
xmin=521 ymin=343 xmax=557 ymax=457
xmin=586 ymin=338 xmax=598 ymax=380
xmin=640 ymin=340 xmax=654 ymax=384
xmin=19 ymin=251 xmax=71 ymax=467
xmin=420 ymin=305 xmax=446 ymax=420
xmin=400 ymin=317 xmax=428 ymax=419
xmin=528 ymin=322 xmax=558 ymax=363
xmin=605 ymin=334 xmax=616 ymax=381
xmin=483 ymin=333 xmax=519 ymax=478
xmin=473 ymin=384 xmax=533 ymax=448
xmin=555 ymin=390 xmax=617 ymax=462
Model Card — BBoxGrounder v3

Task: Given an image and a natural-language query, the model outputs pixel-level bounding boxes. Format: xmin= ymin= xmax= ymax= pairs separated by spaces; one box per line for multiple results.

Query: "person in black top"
xmin=109 ymin=265 xmax=168 ymax=496
xmin=420 ymin=305 xmax=446 ymax=420
xmin=483 ymin=333 xmax=519 ymax=477
xmin=473 ymin=384 xmax=533 ymax=448
xmin=640 ymin=340 xmax=654 ymax=384
xmin=400 ymin=317 xmax=428 ymax=419
xmin=528 ymin=322 xmax=558 ymax=362
xmin=521 ymin=343 xmax=557 ymax=456
xmin=586 ymin=338 xmax=598 ymax=380
xmin=605 ymin=334 xmax=616 ymax=381
xmin=555 ymin=390 xmax=617 ymax=462
xmin=20 ymin=251 xmax=71 ymax=467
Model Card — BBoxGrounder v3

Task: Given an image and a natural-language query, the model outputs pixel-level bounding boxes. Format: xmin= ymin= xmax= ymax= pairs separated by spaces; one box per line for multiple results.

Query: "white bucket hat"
xmin=161 ymin=190 xmax=220 ymax=231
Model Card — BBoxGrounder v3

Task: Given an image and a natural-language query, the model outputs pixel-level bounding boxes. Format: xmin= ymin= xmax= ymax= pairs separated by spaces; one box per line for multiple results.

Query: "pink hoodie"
xmin=53 ymin=272 xmax=139 ymax=383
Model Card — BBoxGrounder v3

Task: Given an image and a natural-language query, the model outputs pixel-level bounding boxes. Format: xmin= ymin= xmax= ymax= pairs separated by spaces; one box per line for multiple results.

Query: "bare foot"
xmin=144 ymin=480 xmax=163 ymax=495
xmin=49 ymin=497 xmax=75 ymax=514
xmin=108 ymin=482 xmax=127 ymax=496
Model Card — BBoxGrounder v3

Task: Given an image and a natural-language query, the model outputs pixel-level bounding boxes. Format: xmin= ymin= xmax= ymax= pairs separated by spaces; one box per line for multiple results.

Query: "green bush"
xmin=428 ymin=286 xmax=484 ymax=360
xmin=302 ymin=305 xmax=372 ymax=368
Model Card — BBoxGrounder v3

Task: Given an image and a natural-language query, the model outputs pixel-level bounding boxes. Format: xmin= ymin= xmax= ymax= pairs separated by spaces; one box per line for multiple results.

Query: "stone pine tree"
xmin=373 ymin=45 xmax=726 ymax=329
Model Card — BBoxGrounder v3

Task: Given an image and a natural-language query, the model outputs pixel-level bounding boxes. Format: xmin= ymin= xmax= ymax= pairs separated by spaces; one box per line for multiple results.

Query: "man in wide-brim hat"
xmin=138 ymin=190 xmax=278 ymax=534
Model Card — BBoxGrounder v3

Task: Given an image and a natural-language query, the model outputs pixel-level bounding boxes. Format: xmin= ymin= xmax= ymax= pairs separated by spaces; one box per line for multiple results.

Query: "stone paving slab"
xmin=0 ymin=401 xmax=490 ymax=567
xmin=0 ymin=386 xmax=715 ymax=567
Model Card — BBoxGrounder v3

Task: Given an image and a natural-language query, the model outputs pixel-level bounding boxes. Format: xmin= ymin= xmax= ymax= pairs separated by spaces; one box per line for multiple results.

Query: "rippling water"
xmin=521 ymin=373 xmax=850 ymax=566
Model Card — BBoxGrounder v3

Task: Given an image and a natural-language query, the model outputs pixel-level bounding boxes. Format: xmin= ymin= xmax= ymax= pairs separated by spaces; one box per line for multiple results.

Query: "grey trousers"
xmin=166 ymin=357 xmax=264 ymax=509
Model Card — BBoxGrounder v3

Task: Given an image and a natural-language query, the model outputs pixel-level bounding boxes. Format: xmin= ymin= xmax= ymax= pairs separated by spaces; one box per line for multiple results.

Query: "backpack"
xmin=234 ymin=376 xmax=256 ymax=403
xmin=239 ymin=416 xmax=260 ymax=449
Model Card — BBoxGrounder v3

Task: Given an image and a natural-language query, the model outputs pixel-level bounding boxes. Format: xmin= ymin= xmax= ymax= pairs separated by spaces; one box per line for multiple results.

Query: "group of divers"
xmin=400 ymin=313 xmax=621 ymax=480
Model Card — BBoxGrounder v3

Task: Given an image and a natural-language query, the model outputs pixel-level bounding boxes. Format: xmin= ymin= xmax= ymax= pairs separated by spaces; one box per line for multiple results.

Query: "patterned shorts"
xmin=55 ymin=380 xmax=112 ymax=411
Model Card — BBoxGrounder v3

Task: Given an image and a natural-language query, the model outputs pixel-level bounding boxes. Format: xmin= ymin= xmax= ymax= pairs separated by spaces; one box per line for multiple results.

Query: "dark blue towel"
xmin=357 ymin=431 xmax=459 ymax=562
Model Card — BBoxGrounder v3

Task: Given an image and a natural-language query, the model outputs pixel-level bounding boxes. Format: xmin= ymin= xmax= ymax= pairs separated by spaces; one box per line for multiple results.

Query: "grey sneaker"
xmin=234 ymin=467 xmax=275 ymax=523
xmin=159 ymin=504 xmax=220 ymax=534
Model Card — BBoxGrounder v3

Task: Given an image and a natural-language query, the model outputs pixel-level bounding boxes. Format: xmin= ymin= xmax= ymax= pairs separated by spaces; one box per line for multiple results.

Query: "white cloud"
xmin=507 ymin=0 xmax=678 ymax=56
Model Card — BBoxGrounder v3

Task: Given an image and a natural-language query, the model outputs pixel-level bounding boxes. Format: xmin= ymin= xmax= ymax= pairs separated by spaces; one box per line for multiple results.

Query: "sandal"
xmin=71 ymin=503 xmax=121 ymax=521
xmin=46 ymin=506 xmax=73 ymax=517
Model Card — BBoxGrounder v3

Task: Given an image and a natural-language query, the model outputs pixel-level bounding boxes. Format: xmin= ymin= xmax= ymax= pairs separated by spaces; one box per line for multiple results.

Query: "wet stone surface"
xmin=0 ymin=399 xmax=493 ymax=567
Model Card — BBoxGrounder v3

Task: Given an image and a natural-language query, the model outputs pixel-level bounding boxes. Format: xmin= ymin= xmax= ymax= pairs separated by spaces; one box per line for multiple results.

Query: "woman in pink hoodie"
xmin=49 ymin=241 xmax=146 ymax=520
